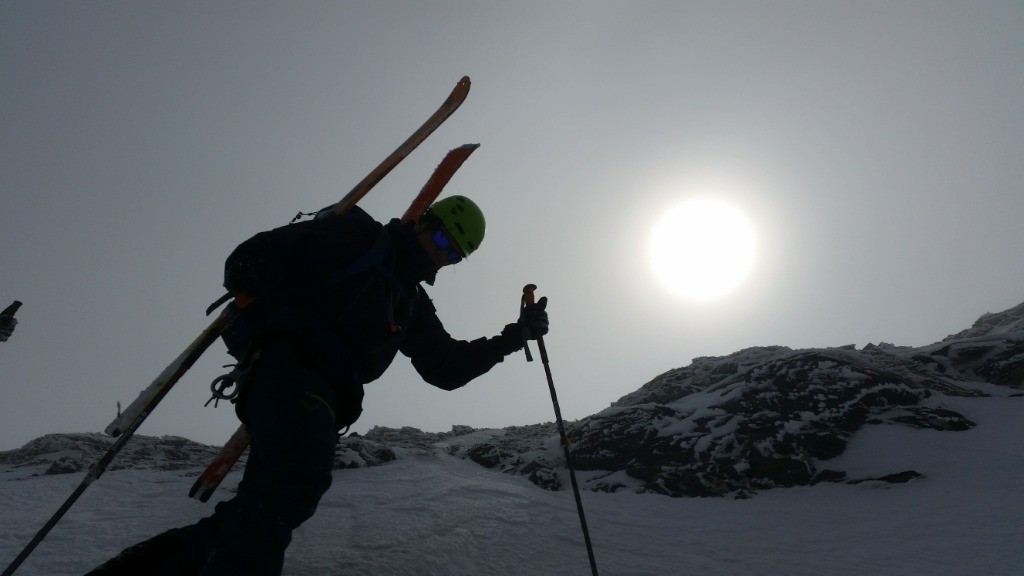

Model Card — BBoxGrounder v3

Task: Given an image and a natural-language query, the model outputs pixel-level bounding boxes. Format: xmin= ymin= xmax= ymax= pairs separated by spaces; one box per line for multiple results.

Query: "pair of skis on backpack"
xmin=105 ymin=78 xmax=479 ymax=503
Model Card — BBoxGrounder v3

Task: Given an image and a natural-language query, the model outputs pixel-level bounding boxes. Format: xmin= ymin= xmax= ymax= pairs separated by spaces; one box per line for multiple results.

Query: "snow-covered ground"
xmin=2 ymin=394 xmax=1021 ymax=576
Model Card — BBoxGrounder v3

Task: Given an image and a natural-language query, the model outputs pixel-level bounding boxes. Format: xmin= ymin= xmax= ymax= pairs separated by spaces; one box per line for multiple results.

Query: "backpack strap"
xmin=317 ymin=229 xmax=395 ymax=288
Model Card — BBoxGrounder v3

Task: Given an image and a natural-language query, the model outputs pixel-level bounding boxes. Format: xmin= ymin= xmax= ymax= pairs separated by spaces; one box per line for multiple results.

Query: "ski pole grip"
xmin=521 ymin=284 xmax=537 ymax=362
xmin=523 ymin=284 xmax=536 ymax=306
xmin=0 ymin=300 xmax=21 ymax=318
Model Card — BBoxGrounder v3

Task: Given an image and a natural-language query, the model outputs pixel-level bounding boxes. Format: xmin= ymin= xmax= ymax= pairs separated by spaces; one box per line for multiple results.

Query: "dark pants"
xmin=86 ymin=351 xmax=340 ymax=576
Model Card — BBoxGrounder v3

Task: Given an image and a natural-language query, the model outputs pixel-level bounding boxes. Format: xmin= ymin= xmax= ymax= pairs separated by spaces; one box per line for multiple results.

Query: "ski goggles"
xmin=432 ymin=230 xmax=463 ymax=264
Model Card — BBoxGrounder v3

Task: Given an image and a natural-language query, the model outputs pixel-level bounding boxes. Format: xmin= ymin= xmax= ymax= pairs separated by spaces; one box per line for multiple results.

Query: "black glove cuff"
xmin=494 ymin=323 xmax=526 ymax=356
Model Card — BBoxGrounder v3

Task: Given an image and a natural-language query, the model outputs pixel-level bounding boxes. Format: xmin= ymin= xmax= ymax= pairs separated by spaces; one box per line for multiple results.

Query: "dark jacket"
xmin=221 ymin=209 xmax=521 ymax=426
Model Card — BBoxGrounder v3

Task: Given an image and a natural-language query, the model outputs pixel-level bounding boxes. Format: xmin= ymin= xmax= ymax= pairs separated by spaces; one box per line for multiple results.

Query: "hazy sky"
xmin=2 ymin=2 xmax=1022 ymax=450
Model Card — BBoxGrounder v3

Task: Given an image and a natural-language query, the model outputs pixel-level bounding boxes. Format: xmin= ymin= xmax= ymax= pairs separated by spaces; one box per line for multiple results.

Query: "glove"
xmin=0 ymin=301 xmax=19 ymax=342
xmin=0 ymin=317 xmax=16 ymax=342
xmin=224 ymin=253 xmax=285 ymax=298
xmin=492 ymin=297 xmax=550 ymax=357
xmin=519 ymin=296 xmax=549 ymax=339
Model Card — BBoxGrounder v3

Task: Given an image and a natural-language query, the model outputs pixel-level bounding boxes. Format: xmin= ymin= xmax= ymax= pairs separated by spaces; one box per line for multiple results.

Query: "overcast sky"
xmin=2 ymin=2 xmax=1022 ymax=450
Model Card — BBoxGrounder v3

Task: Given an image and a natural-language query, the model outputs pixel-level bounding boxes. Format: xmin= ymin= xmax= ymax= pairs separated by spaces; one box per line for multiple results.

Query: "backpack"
xmin=221 ymin=206 xmax=395 ymax=363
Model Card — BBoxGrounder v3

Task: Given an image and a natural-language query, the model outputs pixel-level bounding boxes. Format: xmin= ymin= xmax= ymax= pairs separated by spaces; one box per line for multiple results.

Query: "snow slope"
xmin=4 ymin=303 xmax=1024 ymax=575
xmin=2 ymin=392 xmax=1022 ymax=575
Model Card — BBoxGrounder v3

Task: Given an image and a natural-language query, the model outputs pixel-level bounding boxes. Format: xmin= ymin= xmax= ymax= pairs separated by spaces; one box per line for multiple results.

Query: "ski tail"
xmin=190 ymin=143 xmax=480 ymax=501
xmin=189 ymin=424 xmax=250 ymax=502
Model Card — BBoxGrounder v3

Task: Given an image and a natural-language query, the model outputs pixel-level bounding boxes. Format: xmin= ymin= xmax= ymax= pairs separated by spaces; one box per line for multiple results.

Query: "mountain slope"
xmin=3 ymin=302 xmax=1022 ymax=500
xmin=444 ymin=301 xmax=1024 ymax=497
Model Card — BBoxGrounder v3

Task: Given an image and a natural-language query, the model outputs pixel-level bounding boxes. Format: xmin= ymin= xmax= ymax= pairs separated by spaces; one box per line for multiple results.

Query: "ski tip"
xmin=452 ymin=76 xmax=471 ymax=100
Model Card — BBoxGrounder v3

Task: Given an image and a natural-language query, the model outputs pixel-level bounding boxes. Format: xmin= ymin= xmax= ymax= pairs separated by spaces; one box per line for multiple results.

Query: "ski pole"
xmin=1 ymin=410 xmax=144 ymax=576
xmin=0 ymin=304 xmax=242 ymax=576
xmin=521 ymin=284 xmax=599 ymax=576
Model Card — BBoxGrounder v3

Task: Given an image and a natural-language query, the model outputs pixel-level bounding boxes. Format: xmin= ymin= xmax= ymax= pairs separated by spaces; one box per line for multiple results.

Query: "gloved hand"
xmin=494 ymin=296 xmax=549 ymax=356
xmin=0 ymin=317 xmax=16 ymax=342
xmin=0 ymin=301 xmax=20 ymax=342
xmin=519 ymin=296 xmax=549 ymax=339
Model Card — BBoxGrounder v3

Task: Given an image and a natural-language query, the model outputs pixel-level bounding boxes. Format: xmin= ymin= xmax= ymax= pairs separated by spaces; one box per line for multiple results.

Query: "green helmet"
xmin=427 ymin=195 xmax=485 ymax=257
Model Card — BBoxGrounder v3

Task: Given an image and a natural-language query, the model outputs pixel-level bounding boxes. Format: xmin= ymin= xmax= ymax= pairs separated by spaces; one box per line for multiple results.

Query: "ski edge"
xmin=104 ymin=306 xmax=239 ymax=437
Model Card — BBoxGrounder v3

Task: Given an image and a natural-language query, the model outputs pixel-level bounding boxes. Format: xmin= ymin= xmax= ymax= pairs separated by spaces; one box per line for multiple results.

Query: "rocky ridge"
xmin=3 ymin=301 xmax=1022 ymax=499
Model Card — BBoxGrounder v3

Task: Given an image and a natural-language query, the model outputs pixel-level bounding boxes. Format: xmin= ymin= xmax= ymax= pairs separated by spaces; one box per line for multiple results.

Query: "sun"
xmin=648 ymin=198 xmax=757 ymax=301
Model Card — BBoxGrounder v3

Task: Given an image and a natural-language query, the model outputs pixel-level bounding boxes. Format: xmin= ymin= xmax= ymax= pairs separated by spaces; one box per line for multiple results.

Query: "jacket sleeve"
xmin=400 ymin=289 xmax=524 ymax=391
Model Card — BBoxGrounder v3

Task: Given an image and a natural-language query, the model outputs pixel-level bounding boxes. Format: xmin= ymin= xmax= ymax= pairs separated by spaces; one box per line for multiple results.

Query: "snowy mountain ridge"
xmin=941 ymin=298 xmax=1024 ymax=341
xmin=3 ymin=301 xmax=1022 ymax=500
